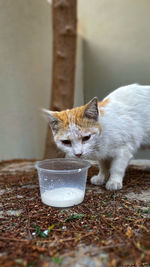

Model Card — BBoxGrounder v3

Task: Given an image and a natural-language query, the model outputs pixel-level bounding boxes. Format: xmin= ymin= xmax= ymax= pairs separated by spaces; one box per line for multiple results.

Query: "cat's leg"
xmin=106 ymin=147 xmax=133 ymax=190
xmin=91 ymin=159 xmax=110 ymax=185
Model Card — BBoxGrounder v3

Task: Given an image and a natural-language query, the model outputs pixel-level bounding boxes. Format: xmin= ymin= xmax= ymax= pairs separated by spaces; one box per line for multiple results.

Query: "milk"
xmin=41 ymin=187 xmax=84 ymax=207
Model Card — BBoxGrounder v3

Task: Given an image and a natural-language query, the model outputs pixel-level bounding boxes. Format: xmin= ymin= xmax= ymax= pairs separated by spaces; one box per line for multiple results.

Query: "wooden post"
xmin=44 ymin=0 xmax=77 ymax=158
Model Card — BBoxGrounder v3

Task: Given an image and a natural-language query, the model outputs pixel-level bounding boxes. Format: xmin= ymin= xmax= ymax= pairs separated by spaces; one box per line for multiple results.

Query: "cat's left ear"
xmin=83 ymin=97 xmax=99 ymax=121
xmin=42 ymin=109 xmax=61 ymax=133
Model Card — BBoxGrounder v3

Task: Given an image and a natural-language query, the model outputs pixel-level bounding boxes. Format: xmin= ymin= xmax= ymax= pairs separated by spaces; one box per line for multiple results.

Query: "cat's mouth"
xmin=75 ymin=153 xmax=82 ymax=158
xmin=70 ymin=154 xmax=84 ymax=159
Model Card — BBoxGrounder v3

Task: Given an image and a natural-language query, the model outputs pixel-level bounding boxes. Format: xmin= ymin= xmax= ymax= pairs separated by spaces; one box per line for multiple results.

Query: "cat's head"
xmin=43 ymin=97 xmax=102 ymax=159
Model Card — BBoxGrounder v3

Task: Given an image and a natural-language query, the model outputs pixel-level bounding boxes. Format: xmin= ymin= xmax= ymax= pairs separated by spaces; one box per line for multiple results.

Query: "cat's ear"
xmin=83 ymin=97 xmax=99 ymax=121
xmin=42 ymin=109 xmax=61 ymax=133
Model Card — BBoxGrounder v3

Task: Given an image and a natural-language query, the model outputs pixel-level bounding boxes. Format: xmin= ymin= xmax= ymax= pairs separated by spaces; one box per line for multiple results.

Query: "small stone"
xmin=32 ymin=232 xmax=36 ymax=236
xmin=43 ymin=230 xmax=48 ymax=235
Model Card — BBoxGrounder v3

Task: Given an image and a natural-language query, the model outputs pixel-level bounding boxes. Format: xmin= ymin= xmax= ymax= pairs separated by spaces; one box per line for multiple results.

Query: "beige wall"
xmin=79 ymin=0 xmax=150 ymax=100
xmin=0 ymin=0 xmax=83 ymax=160
xmin=78 ymin=0 xmax=150 ymax=159
xmin=0 ymin=0 xmax=52 ymax=160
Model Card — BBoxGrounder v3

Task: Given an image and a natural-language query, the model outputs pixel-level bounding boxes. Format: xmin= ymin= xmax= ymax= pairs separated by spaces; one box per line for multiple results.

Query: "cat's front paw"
xmin=106 ymin=180 xmax=122 ymax=191
xmin=90 ymin=174 xmax=105 ymax=186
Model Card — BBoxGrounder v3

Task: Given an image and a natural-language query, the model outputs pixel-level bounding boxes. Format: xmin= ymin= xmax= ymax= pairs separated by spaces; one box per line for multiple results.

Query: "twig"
xmin=100 ymin=243 xmax=127 ymax=250
xmin=0 ymin=237 xmax=31 ymax=242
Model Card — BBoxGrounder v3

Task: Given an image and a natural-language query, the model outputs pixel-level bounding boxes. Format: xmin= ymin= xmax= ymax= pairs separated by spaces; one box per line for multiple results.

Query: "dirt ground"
xmin=0 ymin=159 xmax=150 ymax=267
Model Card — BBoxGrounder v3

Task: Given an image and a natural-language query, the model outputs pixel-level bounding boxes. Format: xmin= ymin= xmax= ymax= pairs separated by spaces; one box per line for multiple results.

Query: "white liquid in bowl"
xmin=41 ymin=187 xmax=84 ymax=207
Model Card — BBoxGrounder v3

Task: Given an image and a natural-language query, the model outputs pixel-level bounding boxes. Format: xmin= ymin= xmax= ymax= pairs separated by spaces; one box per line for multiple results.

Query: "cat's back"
xmin=101 ymin=84 xmax=150 ymax=148
xmin=104 ymin=84 xmax=150 ymax=106
xmin=102 ymin=84 xmax=150 ymax=137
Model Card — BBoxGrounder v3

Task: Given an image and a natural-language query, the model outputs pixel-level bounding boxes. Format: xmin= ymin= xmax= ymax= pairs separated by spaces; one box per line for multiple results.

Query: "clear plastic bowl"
xmin=35 ymin=158 xmax=90 ymax=208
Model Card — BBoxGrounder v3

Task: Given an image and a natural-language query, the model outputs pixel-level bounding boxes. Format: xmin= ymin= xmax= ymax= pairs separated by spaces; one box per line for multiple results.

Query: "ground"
xmin=0 ymin=159 xmax=150 ymax=267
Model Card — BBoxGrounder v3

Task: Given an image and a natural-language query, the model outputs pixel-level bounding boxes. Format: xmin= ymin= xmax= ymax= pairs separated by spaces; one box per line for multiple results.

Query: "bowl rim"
xmin=35 ymin=158 xmax=91 ymax=174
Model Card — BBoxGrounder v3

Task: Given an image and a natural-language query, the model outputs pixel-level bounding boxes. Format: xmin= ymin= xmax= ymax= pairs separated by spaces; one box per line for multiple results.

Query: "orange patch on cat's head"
xmin=45 ymin=97 xmax=110 ymax=135
xmin=53 ymin=105 xmax=102 ymax=135
xmin=53 ymin=105 xmax=86 ymax=128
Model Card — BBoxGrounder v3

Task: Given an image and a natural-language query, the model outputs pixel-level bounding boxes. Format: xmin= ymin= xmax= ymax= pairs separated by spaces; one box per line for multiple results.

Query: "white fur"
xmin=47 ymin=84 xmax=150 ymax=190
xmin=91 ymin=84 xmax=150 ymax=190
xmin=56 ymin=122 xmax=100 ymax=158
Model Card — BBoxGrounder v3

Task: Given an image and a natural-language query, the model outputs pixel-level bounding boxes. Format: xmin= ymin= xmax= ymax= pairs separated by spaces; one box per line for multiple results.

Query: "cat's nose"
xmin=75 ymin=153 xmax=82 ymax=157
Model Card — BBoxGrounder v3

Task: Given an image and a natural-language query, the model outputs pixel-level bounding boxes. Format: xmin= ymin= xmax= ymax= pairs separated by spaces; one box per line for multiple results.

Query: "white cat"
xmin=43 ymin=84 xmax=150 ymax=190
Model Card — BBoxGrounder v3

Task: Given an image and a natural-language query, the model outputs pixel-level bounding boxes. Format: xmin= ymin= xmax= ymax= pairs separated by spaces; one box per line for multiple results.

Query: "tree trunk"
xmin=44 ymin=0 xmax=77 ymax=159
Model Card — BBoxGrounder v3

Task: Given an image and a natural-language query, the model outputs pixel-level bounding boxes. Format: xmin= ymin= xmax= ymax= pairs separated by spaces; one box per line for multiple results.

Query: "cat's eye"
xmin=82 ymin=135 xmax=91 ymax=143
xmin=61 ymin=140 xmax=72 ymax=146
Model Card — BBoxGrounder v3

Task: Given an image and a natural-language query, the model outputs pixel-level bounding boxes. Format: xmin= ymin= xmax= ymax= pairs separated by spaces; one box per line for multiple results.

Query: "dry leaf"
xmin=125 ymin=227 xmax=133 ymax=238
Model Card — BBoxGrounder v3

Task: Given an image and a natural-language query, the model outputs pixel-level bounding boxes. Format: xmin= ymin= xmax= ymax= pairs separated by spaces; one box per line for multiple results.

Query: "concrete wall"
xmin=0 ymin=0 xmax=83 ymax=160
xmin=78 ymin=0 xmax=150 ymax=159
xmin=0 ymin=0 xmax=52 ymax=160
xmin=79 ymin=0 xmax=150 ymax=100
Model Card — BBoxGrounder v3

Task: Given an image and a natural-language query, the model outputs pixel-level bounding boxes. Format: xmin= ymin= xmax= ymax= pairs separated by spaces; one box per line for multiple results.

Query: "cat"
xmin=43 ymin=84 xmax=150 ymax=190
